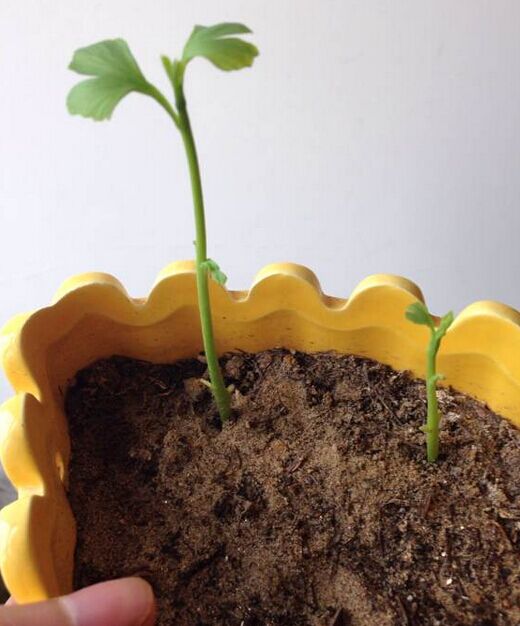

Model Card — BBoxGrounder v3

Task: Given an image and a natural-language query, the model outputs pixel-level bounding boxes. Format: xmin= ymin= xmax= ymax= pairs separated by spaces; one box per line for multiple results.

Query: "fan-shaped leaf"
xmin=67 ymin=39 xmax=151 ymax=120
xmin=182 ymin=22 xmax=258 ymax=71
xmin=405 ymin=301 xmax=435 ymax=329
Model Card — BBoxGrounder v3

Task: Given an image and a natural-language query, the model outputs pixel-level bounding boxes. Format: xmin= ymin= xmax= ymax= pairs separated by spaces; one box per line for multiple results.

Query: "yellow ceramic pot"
xmin=1 ymin=261 xmax=520 ymax=603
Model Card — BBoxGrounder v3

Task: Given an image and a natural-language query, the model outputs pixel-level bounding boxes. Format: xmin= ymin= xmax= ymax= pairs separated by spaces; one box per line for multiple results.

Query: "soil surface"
xmin=66 ymin=350 xmax=520 ymax=626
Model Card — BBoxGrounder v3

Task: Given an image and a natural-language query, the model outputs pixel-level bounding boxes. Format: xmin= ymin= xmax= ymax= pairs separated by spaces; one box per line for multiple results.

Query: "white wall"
xmin=1 ymin=0 xmax=520 ymax=408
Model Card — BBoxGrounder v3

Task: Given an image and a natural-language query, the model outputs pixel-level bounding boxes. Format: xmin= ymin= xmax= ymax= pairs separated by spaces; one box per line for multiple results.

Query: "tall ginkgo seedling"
xmin=67 ymin=24 xmax=259 ymax=422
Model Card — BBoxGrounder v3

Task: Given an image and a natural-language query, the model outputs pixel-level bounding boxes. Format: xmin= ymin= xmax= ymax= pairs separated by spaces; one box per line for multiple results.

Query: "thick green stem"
xmin=173 ymin=81 xmax=230 ymax=422
xmin=425 ymin=334 xmax=440 ymax=462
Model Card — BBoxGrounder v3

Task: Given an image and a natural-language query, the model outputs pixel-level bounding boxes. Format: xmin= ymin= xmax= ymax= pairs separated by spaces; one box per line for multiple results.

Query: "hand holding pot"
xmin=0 ymin=578 xmax=155 ymax=626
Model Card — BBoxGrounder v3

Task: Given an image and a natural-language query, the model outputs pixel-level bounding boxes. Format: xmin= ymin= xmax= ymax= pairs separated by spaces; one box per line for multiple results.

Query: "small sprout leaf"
xmin=182 ymin=22 xmax=259 ymax=71
xmin=161 ymin=55 xmax=177 ymax=84
xmin=201 ymin=258 xmax=227 ymax=285
xmin=405 ymin=301 xmax=434 ymax=329
xmin=67 ymin=39 xmax=151 ymax=120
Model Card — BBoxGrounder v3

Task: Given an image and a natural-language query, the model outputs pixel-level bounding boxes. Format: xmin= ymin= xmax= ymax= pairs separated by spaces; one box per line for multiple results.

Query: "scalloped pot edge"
xmin=1 ymin=261 xmax=520 ymax=602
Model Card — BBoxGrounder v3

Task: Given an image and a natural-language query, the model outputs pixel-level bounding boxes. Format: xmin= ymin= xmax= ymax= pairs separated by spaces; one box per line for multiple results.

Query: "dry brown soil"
xmin=66 ymin=350 xmax=520 ymax=626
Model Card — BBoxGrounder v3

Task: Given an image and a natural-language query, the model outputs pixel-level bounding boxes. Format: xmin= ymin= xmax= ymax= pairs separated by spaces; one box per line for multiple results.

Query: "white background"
xmin=1 ymin=0 xmax=520 ymax=411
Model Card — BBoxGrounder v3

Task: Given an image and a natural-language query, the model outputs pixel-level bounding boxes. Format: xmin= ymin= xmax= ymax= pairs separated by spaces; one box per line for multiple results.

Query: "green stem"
xmin=425 ymin=333 xmax=440 ymax=462
xmin=147 ymin=84 xmax=180 ymax=128
xmin=173 ymin=80 xmax=230 ymax=422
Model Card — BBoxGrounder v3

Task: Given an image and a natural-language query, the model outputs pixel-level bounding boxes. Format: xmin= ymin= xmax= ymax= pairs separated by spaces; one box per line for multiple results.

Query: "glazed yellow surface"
xmin=1 ymin=262 xmax=519 ymax=602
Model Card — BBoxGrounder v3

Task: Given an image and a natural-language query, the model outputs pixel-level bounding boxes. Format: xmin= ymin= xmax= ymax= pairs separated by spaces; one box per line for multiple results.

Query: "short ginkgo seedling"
xmin=405 ymin=301 xmax=454 ymax=462
xmin=67 ymin=24 xmax=259 ymax=422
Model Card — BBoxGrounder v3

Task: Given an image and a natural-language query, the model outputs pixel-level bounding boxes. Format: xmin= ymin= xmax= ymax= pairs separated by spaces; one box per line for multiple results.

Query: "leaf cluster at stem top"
xmin=66 ymin=23 xmax=258 ymax=122
xmin=405 ymin=301 xmax=454 ymax=340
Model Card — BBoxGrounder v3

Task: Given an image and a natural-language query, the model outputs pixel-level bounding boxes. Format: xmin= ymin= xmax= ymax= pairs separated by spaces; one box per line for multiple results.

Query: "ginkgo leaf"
xmin=67 ymin=39 xmax=151 ymax=121
xmin=201 ymin=258 xmax=227 ymax=285
xmin=182 ymin=22 xmax=258 ymax=71
xmin=405 ymin=301 xmax=434 ymax=329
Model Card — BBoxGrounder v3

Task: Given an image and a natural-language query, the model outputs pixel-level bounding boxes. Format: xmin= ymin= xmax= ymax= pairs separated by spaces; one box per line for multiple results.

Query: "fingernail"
xmin=62 ymin=577 xmax=156 ymax=626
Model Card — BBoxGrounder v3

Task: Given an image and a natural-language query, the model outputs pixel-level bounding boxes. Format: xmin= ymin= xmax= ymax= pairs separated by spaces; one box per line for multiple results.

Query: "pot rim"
xmin=1 ymin=261 xmax=520 ymax=602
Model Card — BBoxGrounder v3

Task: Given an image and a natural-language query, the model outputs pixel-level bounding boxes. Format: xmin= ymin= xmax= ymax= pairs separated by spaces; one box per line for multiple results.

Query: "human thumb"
xmin=0 ymin=577 xmax=156 ymax=626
